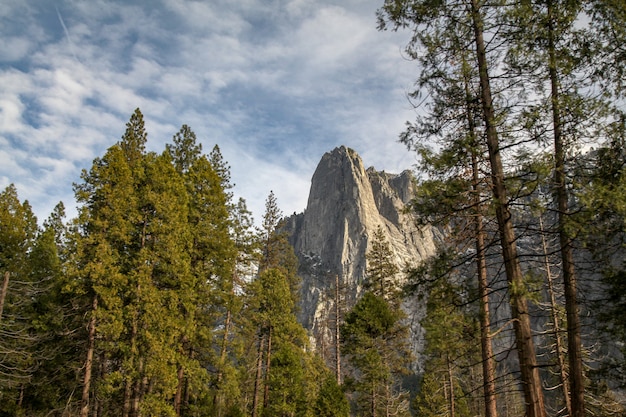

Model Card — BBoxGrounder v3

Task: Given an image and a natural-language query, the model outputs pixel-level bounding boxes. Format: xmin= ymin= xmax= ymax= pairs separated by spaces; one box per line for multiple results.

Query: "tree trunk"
xmin=469 ymin=1 xmax=546 ymax=416
xmin=123 ymin=377 xmax=132 ymax=417
xmin=251 ymin=333 xmax=265 ymax=417
xmin=385 ymin=382 xmax=390 ymax=417
xmin=174 ymin=365 xmax=184 ymax=417
xmin=80 ymin=296 xmax=98 ymax=417
xmin=465 ymin=52 xmax=498 ymax=417
xmin=447 ymin=354 xmax=456 ymax=417
xmin=335 ymin=274 xmax=342 ymax=385
xmin=371 ymin=382 xmax=377 ymax=417
xmin=263 ymin=328 xmax=272 ymax=409
xmin=214 ymin=308 xmax=232 ymax=417
xmin=540 ymin=216 xmax=572 ymax=416
xmin=475 ymin=183 xmax=498 ymax=417
xmin=546 ymin=1 xmax=585 ymax=415
xmin=0 ymin=271 xmax=10 ymax=322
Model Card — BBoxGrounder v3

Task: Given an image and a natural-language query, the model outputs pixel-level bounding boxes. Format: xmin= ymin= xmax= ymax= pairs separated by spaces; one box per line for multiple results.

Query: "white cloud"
xmin=0 ymin=0 xmax=420 ymax=224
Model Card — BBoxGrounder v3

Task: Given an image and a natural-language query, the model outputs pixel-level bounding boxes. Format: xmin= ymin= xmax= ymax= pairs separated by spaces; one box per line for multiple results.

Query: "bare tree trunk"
xmin=0 ymin=271 xmax=10 ymax=322
xmin=539 ymin=216 xmax=572 ymax=416
xmin=371 ymin=383 xmax=377 ymax=417
xmin=123 ymin=311 xmax=139 ymax=417
xmin=447 ymin=354 xmax=456 ymax=417
xmin=335 ymin=274 xmax=342 ymax=385
xmin=546 ymin=2 xmax=585 ymax=416
xmin=384 ymin=382 xmax=390 ymax=417
xmin=214 ymin=308 xmax=232 ymax=417
xmin=123 ymin=377 xmax=132 ymax=417
xmin=80 ymin=296 xmax=98 ymax=417
xmin=469 ymin=1 xmax=546 ymax=416
xmin=475 ymin=198 xmax=498 ymax=417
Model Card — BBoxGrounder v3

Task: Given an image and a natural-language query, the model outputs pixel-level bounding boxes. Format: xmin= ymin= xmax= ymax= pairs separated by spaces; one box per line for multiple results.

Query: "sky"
xmin=0 ymin=0 xmax=420 ymax=224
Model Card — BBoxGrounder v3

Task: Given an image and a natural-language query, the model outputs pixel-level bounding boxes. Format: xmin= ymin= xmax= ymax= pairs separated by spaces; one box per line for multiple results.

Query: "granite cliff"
xmin=283 ymin=146 xmax=439 ymax=370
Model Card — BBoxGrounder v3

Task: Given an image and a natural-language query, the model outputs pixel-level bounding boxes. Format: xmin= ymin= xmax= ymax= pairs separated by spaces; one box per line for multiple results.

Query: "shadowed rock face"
xmin=284 ymin=146 xmax=440 ymax=370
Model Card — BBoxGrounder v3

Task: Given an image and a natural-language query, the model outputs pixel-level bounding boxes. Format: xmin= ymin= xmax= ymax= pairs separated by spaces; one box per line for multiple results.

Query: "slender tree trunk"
xmin=94 ymin=351 xmax=106 ymax=417
xmin=371 ymin=383 xmax=377 ymax=417
xmin=80 ymin=296 xmax=98 ymax=417
xmin=539 ymin=216 xmax=572 ymax=416
xmin=174 ymin=337 xmax=188 ymax=417
xmin=131 ymin=359 xmax=147 ymax=417
xmin=474 ymin=181 xmax=498 ymax=417
xmin=123 ymin=377 xmax=132 ymax=417
xmin=214 ymin=307 xmax=232 ymax=417
xmin=263 ymin=328 xmax=272 ymax=409
xmin=469 ymin=1 xmax=546 ymax=416
xmin=546 ymin=2 xmax=585 ymax=416
xmin=251 ymin=333 xmax=265 ymax=417
xmin=385 ymin=382 xmax=390 ymax=417
xmin=174 ymin=365 xmax=184 ymax=417
xmin=465 ymin=53 xmax=498 ymax=417
xmin=123 ymin=311 xmax=139 ymax=417
xmin=0 ymin=271 xmax=10 ymax=322
xmin=335 ymin=274 xmax=342 ymax=385
xmin=447 ymin=354 xmax=456 ymax=417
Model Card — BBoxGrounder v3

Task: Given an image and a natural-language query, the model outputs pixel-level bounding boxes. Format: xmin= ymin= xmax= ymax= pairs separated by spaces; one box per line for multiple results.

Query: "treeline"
xmin=0 ymin=109 xmax=353 ymax=417
xmin=1 ymin=108 xmax=421 ymax=417
xmin=377 ymin=0 xmax=626 ymax=417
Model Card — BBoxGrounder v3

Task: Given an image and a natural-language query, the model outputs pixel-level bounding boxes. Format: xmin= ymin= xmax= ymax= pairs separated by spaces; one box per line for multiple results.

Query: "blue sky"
xmin=1 ymin=0 xmax=418 ymax=224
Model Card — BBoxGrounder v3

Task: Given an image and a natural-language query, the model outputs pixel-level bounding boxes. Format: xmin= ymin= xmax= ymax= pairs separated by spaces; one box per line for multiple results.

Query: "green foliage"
xmin=342 ymin=292 xmax=411 ymax=417
xmin=415 ymin=258 xmax=480 ymax=417
xmin=259 ymin=191 xmax=300 ymax=309
xmin=0 ymin=186 xmax=80 ymax=416
xmin=314 ymin=375 xmax=350 ymax=417
xmin=365 ymin=226 xmax=400 ymax=302
xmin=0 ymin=111 xmax=341 ymax=417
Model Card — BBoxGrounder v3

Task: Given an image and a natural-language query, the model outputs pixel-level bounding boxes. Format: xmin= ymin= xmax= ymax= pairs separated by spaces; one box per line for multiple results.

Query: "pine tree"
xmin=378 ymin=2 xmax=547 ymax=415
xmin=365 ymin=226 xmax=400 ymax=303
xmin=314 ymin=374 xmax=350 ymax=417
xmin=0 ymin=185 xmax=39 ymax=413
xmin=414 ymin=261 xmax=480 ymax=417
xmin=342 ymin=292 xmax=411 ymax=417
xmin=72 ymin=109 xmax=205 ymax=416
xmin=247 ymin=267 xmax=309 ymax=417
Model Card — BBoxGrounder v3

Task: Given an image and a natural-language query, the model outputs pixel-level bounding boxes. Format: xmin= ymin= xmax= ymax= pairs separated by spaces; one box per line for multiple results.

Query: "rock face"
xmin=283 ymin=146 xmax=439 ymax=370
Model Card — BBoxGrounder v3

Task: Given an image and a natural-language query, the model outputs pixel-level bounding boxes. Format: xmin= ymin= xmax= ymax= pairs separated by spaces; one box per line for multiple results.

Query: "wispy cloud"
xmin=0 ymin=0 xmax=418 ymax=223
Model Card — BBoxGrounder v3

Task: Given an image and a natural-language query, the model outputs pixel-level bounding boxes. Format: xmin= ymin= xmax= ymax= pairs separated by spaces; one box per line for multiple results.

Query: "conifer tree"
xmin=365 ymin=225 xmax=400 ymax=303
xmin=0 ymin=185 xmax=39 ymax=413
xmin=314 ymin=374 xmax=350 ymax=417
xmin=414 ymin=261 xmax=480 ymax=417
xmin=72 ymin=109 xmax=208 ymax=416
xmin=378 ymin=2 xmax=547 ymax=415
xmin=342 ymin=292 xmax=411 ymax=417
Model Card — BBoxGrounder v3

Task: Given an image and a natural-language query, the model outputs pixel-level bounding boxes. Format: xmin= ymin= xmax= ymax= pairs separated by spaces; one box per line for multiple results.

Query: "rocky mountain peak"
xmin=284 ymin=146 xmax=439 ymax=367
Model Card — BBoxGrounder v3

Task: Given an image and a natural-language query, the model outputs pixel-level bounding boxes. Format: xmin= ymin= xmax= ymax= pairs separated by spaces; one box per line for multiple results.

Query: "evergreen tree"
xmin=0 ymin=185 xmax=38 ymax=413
xmin=247 ymin=267 xmax=309 ymax=417
xmin=258 ymin=191 xmax=299 ymax=309
xmin=365 ymin=226 xmax=400 ymax=303
xmin=341 ymin=292 xmax=411 ymax=417
xmin=0 ymin=188 xmax=76 ymax=416
xmin=378 ymin=2 xmax=548 ymax=415
xmin=72 ymin=109 xmax=207 ymax=416
xmin=414 ymin=261 xmax=480 ymax=417
xmin=314 ymin=374 xmax=350 ymax=417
